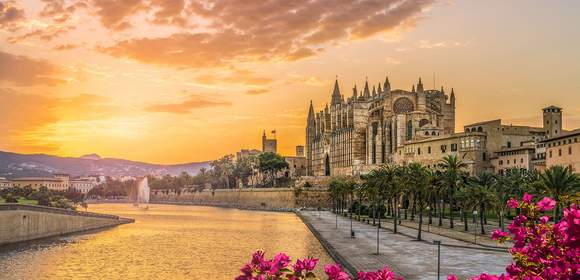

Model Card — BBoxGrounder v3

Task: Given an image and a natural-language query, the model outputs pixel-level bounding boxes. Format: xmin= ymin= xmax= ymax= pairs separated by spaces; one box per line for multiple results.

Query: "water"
xmin=0 ymin=204 xmax=333 ymax=280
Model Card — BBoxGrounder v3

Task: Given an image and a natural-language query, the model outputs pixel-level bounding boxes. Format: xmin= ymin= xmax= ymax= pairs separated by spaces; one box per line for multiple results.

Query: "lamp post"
xmin=473 ymin=210 xmax=478 ymax=244
xmin=433 ymin=240 xmax=442 ymax=280
xmin=426 ymin=206 xmax=431 ymax=233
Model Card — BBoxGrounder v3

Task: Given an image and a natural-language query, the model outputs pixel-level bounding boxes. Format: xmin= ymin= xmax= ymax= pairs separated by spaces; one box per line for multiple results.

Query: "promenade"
xmin=298 ymin=210 xmax=511 ymax=280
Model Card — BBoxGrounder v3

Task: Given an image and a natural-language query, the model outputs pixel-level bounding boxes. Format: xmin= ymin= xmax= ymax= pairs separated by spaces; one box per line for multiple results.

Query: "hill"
xmin=0 ymin=151 xmax=210 ymax=179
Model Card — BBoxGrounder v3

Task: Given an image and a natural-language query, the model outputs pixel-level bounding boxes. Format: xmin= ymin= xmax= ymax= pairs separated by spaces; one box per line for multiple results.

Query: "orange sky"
xmin=1 ymin=0 xmax=579 ymax=164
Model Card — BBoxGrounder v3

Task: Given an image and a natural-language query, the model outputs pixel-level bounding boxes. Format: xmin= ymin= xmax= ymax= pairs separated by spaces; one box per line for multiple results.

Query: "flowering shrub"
xmin=237 ymin=195 xmax=579 ymax=280
xmin=235 ymin=250 xmax=401 ymax=280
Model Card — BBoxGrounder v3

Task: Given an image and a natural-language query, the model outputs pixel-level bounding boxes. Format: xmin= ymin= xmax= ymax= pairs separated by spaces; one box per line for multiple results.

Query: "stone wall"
xmin=151 ymin=187 xmax=330 ymax=210
xmin=0 ymin=204 xmax=132 ymax=246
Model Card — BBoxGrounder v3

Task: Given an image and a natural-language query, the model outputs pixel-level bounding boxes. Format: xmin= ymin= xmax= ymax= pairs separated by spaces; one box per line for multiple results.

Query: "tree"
xmin=539 ymin=165 xmax=579 ymax=220
xmin=438 ymin=154 xmax=468 ymax=229
xmin=405 ymin=163 xmax=430 ymax=240
xmin=467 ymin=171 xmax=497 ymax=234
xmin=210 ymin=155 xmax=235 ymax=188
xmin=257 ymin=152 xmax=289 ymax=187
xmin=233 ymin=156 xmax=256 ymax=187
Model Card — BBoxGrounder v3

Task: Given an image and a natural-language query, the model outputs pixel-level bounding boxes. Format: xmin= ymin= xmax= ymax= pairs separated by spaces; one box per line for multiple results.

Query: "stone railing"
xmin=0 ymin=203 xmax=120 ymax=220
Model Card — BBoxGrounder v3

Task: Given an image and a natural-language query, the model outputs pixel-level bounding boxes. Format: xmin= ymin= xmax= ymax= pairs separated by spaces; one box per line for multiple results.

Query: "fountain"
xmin=131 ymin=177 xmax=150 ymax=208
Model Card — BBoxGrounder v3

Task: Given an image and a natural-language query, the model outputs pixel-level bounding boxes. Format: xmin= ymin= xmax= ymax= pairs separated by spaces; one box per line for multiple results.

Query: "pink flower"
xmin=539 ymin=216 xmax=550 ymax=224
xmin=447 ymin=275 xmax=457 ymax=280
xmin=536 ymin=197 xmax=556 ymax=211
xmin=251 ymin=250 xmax=265 ymax=265
xmin=507 ymin=198 xmax=519 ymax=209
xmin=522 ymin=193 xmax=534 ymax=203
xmin=491 ymin=229 xmax=509 ymax=241
xmin=324 ymin=264 xmax=351 ymax=280
xmin=292 ymin=257 xmax=318 ymax=274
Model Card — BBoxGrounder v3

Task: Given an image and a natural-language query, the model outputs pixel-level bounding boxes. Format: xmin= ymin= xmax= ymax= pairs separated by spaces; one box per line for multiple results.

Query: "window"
xmin=483 ymin=152 xmax=486 ymax=161
xmin=559 ymin=149 xmax=562 ymax=156
xmin=451 ymin=143 xmax=457 ymax=151
xmin=417 ymin=147 xmax=421 ymax=155
xmin=428 ymin=146 xmax=431 ymax=154
xmin=521 ymin=158 xmax=524 ymax=163
xmin=441 ymin=145 xmax=447 ymax=153
xmin=507 ymin=141 xmax=512 ymax=148
xmin=499 ymin=160 xmax=503 ymax=165
xmin=569 ymin=147 xmax=572 ymax=155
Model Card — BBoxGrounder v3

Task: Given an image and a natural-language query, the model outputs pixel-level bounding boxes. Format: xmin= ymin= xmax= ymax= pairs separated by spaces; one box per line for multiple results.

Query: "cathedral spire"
xmin=417 ymin=77 xmax=424 ymax=92
xmin=412 ymin=84 xmax=415 ymax=93
xmin=363 ymin=78 xmax=370 ymax=99
xmin=440 ymin=86 xmax=445 ymax=94
xmin=352 ymin=84 xmax=358 ymax=100
xmin=372 ymin=85 xmax=376 ymax=96
xmin=331 ymin=78 xmax=341 ymax=106
xmin=384 ymin=76 xmax=391 ymax=93
xmin=377 ymin=83 xmax=382 ymax=94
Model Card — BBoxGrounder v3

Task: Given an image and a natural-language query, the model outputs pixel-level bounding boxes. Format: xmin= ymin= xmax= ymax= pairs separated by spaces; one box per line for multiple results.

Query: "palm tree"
xmin=539 ymin=165 xmax=579 ymax=220
xmin=438 ymin=154 xmax=468 ymax=229
xmin=406 ymin=163 xmax=430 ymax=240
xmin=468 ymin=171 xmax=497 ymax=234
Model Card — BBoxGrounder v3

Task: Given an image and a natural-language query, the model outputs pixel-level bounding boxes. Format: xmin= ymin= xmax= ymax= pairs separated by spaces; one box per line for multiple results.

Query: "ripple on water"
xmin=0 ymin=204 xmax=334 ymax=280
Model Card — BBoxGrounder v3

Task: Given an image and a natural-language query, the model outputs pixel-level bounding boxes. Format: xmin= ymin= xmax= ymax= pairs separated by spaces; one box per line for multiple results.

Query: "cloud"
xmin=418 ymin=40 xmax=471 ymax=49
xmin=0 ymin=1 xmax=25 ymax=30
xmin=385 ymin=56 xmax=401 ymax=65
xmin=193 ymin=68 xmax=273 ymax=86
xmin=0 ymin=89 xmax=122 ymax=152
xmin=92 ymin=0 xmax=147 ymax=30
xmin=7 ymin=25 xmax=75 ymax=43
xmin=245 ymin=88 xmax=269 ymax=95
xmin=39 ymin=0 xmax=88 ymax=23
xmin=101 ymin=0 xmax=434 ymax=68
xmin=146 ymin=94 xmax=231 ymax=114
xmin=0 ymin=51 xmax=64 ymax=86
xmin=53 ymin=43 xmax=80 ymax=50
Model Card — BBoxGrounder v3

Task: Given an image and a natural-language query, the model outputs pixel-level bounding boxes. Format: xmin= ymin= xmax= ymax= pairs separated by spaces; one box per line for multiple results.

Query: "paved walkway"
xmin=298 ymin=211 xmax=512 ymax=280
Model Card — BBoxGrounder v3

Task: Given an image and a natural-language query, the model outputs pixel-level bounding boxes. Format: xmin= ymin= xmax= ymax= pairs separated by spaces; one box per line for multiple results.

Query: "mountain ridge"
xmin=0 ymin=150 xmax=210 ymax=179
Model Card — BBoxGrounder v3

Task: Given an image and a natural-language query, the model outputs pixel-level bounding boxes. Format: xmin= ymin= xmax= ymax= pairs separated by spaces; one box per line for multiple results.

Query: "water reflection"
xmin=0 ymin=204 xmax=333 ymax=280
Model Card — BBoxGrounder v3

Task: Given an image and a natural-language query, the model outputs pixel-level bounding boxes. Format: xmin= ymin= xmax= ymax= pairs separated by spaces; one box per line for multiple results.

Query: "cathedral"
xmin=306 ymin=76 xmax=456 ymax=176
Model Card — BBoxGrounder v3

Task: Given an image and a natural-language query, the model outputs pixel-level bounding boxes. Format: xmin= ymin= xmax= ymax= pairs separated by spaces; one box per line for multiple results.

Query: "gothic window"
xmin=406 ymin=120 xmax=413 ymax=140
xmin=477 ymin=127 xmax=483 ymax=132
xmin=393 ymin=97 xmax=414 ymax=114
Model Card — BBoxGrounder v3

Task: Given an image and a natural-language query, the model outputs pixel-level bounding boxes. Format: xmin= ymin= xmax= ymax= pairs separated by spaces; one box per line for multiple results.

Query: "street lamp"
xmin=473 ymin=210 xmax=478 ymax=244
xmin=433 ymin=240 xmax=442 ymax=280
xmin=426 ymin=206 xmax=431 ymax=233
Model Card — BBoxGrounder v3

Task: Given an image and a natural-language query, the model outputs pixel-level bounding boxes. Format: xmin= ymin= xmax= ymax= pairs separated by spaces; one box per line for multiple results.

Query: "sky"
xmin=1 ymin=0 xmax=579 ymax=164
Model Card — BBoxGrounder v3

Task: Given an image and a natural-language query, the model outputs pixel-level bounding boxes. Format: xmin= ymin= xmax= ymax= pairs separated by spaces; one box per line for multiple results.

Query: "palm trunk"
xmin=411 ymin=195 xmax=417 ymax=221
xmin=438 ymin=200 xmax=443 ymax=226
xmin=394 ymin=205 xmax=398 ymax=233
xmin=499 ymin=210 xmax=505 ymax=231
xmin=449 ymin=199 xmax=455 ymax=228
xmin=463 ymin=210 xmax=468 ymax=232
xmin=417 ymin=209 xmax=423 ymax=240
xmin=480 ymin=204 xmax=485 ymax=234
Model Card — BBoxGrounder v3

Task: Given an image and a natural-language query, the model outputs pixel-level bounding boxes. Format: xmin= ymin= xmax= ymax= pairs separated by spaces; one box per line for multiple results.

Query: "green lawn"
xmin=0 ymin=198 xmax=38 ymax=205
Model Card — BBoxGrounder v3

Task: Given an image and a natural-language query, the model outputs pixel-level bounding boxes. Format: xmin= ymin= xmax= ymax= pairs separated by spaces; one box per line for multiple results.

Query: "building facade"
xmin=8 ymin=174 xmax=98 ymax=193
xmin=541 ymin=129 xmax=580 ymax=172
xmin=304 ymin=77 xmax=571 ymax=176
xmin=262 ymin=131 xmax=277 ymax=153
xmin=306 ymin=77 xmax=456 ymax=176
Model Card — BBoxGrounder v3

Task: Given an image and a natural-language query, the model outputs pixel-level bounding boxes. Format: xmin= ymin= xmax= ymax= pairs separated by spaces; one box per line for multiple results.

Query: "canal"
xmin=0 ymin=204 xmax=334 ymax=279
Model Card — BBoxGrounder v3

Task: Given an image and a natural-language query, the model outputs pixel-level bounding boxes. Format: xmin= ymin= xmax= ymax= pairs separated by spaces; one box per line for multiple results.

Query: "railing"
xmin=0 ymin=203 xmax=120 ymax=220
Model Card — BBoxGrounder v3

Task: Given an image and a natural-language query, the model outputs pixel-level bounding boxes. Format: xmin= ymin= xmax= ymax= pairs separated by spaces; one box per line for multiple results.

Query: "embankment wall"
xmin=151 ymin=187 xmax=330 ymax=210
xmin=0 ymin=204 xmax=132 ymax=246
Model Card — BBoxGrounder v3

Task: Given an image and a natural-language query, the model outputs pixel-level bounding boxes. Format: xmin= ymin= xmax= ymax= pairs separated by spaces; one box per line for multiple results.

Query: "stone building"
xmin=262 ymin=130 xmax=277 ymax=153
xmin=304 ymin=77 xmax=572 ymax=176
xmin=306 ymin=77 xmax=456 ymax=176
xmin=540 ymin=129 xmax=580 ymax=172
xmin=9 ymin=174 xmax=98 ymax=193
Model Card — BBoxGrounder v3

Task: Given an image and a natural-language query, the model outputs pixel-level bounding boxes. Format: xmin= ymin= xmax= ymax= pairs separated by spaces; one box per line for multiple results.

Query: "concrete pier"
xmin=298 ymin=211 xmax=511 ymax=280
xmin=0 ymin=204 xmax=133 ymax=246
